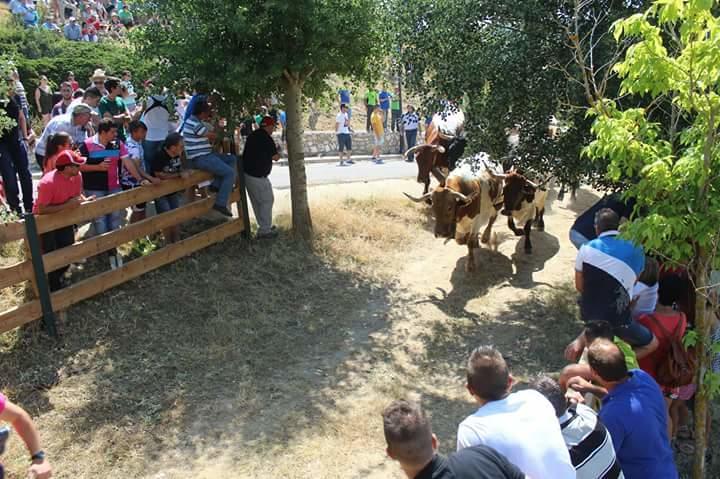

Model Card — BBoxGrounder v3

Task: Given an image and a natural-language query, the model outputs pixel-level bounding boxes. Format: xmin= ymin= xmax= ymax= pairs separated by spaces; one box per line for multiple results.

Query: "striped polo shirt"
xmin=576 ymin=231 xmax=644 ymax=327
xmin=182 ymin=115 xmax=212 ymax=159
xmin=560 ymin=404 xmax=624 ymax=479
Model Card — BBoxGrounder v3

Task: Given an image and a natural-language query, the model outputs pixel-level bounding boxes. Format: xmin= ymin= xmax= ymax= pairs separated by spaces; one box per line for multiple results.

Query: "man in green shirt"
xmin=365 ymin=88 xmax=378 ymax=132
xmin=390 ymin=88 xmax=401 ymax=132
xmin=98 ymin=78 xmax=130 ymax=141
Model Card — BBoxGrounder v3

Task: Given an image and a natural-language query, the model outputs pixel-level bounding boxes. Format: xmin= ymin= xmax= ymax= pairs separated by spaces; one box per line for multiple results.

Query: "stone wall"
xmin=270 ymin=131 xmax=402 ymax=157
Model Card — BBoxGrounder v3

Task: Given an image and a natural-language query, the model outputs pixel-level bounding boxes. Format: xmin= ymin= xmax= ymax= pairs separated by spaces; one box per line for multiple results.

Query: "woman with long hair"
xmin=34 ymin=76 xmax=53 ymax=127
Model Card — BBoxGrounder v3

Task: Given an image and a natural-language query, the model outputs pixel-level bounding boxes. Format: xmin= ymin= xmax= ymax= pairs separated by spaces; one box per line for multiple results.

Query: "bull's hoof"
xmin=425 ymin=199 xmax=432 ymax=206
xmin=513 ymin=231 xmax=525 ymax=237
xmin=535 ymin=225 xmax=545 ymax=232
xmin=465 ymin=260 xmax=475 ymax=272
xmin=480 ymin=234 xmax=490 ymax=244
xmin=524 ymin=247 xmax=533 ymax=254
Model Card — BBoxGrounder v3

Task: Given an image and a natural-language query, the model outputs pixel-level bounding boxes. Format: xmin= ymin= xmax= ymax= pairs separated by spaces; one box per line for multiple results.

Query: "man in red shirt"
xmin=34 ymin=150 xmax=93 ymax=291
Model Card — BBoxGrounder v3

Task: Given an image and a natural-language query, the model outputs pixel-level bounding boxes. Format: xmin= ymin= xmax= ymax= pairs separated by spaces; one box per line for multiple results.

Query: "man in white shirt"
xmin=336 ymin=103 xmax=353 ymax=166
xmin=402 ymin=105 xmax=419 ymax=163
xmin=457 ymin=346 xmax=576 ymax=479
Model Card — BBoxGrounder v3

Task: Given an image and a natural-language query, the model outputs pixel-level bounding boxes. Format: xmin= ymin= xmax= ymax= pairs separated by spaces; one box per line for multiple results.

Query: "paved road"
xmin=270 ymin=156 xmax=416 ymax=189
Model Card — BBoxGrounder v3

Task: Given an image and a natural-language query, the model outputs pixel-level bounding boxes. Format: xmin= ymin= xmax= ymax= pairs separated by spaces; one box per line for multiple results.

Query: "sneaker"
xmin=256 ymin=230 xmax=279 ymax=240
xmin=346 ymin=159 xmax=355 ymax=164
xmin=338 ymin=161 xmax=347 ymax=167
xmin=374 ymin=158 xmax=384 ymax=164
xmin=109 ymin=255 xmax=118 ymax=270
xmin=212 ymin=205 xmax=233 ymax=217
xmin=208 ymin=185 xmax=220 ymax=193
xmin=115 ymin=253 xmax=124 ymax=268
xmin=405 ymin=158 xmax=414 ymax=163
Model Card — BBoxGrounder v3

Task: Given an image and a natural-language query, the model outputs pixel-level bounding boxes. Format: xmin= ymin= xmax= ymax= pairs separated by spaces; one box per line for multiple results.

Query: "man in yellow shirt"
xmin=370 ymin=105 xmax=384 ymax=164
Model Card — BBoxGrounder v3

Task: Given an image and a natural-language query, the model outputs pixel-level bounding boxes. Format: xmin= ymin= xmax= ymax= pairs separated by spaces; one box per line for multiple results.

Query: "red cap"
xmin=55 ymin=150 xmax=86 ymax=168
xmin=260 ymin=116 xmax=276 ymax=128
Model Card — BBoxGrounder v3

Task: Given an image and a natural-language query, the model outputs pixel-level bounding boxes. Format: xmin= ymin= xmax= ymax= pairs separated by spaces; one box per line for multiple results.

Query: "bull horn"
xmin=449 ymin=190 xmax=470 ymax=204
xmin=432 ymin=167 xmax=447 ymax=184
xmin=404 ymin=191 xmax=433 ymax=203
xmin=436 ymin=145 xmax=446 ymax=153
xmin=526 ymin=179 xmax=538 ymax=188
xmin=485 ymin=167 xmax=507 ymax=179
xmin=403 ymin=144 xmax=446 ymax=157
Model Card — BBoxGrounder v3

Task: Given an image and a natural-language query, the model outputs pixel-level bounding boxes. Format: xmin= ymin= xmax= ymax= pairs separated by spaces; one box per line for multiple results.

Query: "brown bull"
xmin=405 ymin=164 xmax=503 ymax=271
xmin=406 ymin=107 xmax=467 ymax=195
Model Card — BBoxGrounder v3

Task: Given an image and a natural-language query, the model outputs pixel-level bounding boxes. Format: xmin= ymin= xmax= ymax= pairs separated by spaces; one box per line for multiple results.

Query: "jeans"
xmin=41 ymin=225 xmax=75 ymax=291
xmin=244 ymin=174 xmax=274 ymax=235
xmin=190 ymin=153 xmax=237 ymax=208
xmin=569 ymin=228 xmax=590 ymax=249
xmin=84 ymin=188 xmax=122 ymax=234
xmin=0 ymin=140 xmax=33 ymax=213
xmin=143 ymin=139 xmax=164 ymax=174
xmin=614 ymin=320 xmax=654 ymax=347
xmin=405 ymin=129 xmax=418 ymax=160
xmin=155 ymin=192 xmax=181 ymax=213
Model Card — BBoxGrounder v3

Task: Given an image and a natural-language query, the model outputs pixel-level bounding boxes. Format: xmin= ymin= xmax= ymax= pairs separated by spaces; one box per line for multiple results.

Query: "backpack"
xmin=647 ymin=314 xmax=697 ymax=388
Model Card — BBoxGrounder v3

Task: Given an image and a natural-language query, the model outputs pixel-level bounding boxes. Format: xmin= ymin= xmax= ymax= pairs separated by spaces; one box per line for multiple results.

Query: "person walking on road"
xmin=336 ymin=104 xmax=353 ymax=167
xmin=365 ymin=88 xmax=378 ymax=132
xmin=243 ymin=116 xmax=281 ymax=239
xmin=370 ymin=105 xmax=385 ymax=164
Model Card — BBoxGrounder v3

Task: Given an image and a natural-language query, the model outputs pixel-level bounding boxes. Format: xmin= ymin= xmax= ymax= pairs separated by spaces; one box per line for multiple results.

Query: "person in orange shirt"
xmin=370 ymin=105 xmax=385 ymax=164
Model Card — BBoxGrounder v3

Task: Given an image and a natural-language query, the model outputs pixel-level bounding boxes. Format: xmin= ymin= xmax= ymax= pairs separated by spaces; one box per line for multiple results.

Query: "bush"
xmin=0 ymin=22 xmax=153 ymax=115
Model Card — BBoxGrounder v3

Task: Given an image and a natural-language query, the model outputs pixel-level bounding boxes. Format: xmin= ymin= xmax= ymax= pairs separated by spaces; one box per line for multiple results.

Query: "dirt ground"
xmin=0 ymin=179 xmax=716 ymax=478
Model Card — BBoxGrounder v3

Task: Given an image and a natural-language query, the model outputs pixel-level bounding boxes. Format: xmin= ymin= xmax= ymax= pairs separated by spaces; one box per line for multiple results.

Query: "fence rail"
xmin=0 ymin=162 xmax=249 ymax=335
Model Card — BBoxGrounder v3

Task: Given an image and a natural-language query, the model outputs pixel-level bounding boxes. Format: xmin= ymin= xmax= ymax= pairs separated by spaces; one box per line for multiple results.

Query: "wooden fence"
xmin=0 ymin=164 xmax=250 ymax=336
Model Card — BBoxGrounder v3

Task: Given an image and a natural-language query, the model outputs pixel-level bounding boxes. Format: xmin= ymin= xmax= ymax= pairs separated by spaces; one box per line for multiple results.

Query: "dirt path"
xmin=2 ymin=179 xmax=711 ymax=477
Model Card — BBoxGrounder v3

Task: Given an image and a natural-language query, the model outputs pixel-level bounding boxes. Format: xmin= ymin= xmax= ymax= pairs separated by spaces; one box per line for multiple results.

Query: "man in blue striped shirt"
xmin=182 ymin=101 xmax=237 ymax=216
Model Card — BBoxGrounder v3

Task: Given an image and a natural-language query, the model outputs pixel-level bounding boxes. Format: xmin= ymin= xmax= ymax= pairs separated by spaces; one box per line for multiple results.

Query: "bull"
xmin=405 ymin=157 xmax=504 ymax=272
xmin=487 ymin=168 xmax=547 ymax=254
xmin=405 ymin=105 xmax=467 ymax=196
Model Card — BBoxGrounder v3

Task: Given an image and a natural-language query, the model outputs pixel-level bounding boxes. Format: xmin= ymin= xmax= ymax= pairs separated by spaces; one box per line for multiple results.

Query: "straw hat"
xmin=90 ymin=69 xmax=106 ymax=82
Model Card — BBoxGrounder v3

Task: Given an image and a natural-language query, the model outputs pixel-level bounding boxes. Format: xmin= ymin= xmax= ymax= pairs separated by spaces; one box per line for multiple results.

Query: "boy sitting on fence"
xmin=150 ymin=133 xmax=185 ymax=244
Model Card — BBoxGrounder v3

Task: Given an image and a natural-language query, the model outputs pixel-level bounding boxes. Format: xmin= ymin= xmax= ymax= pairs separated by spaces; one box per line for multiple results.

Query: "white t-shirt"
xmin=457 ymin=389 xmax=575 ymax=479
xmin=335 ymin=112 xmax=350 ymax=134
xmin=141 ymin=95 xmax=172 ymax=142
xmin=632 ymin=281 xmax=658 ymax=316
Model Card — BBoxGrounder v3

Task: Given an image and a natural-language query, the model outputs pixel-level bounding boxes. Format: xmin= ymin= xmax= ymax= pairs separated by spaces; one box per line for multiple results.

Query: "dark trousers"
xmin=405 ymin=129 xmax=418 ymax=160
xmin=0 ymin=140 xmax=33 ymax=214
xmin=366 ymin=104 xmax=374 ymax=132
xmin=391 ymin=110 xmax=401 ymax=132
xmin=35 ymin=153 xmax=45 ymax=171
xmin=41 ymin=225 xmax=75 ymax=291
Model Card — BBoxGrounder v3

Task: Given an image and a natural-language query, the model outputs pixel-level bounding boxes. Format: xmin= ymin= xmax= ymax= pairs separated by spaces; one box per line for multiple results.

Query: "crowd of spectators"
xmin=383 ymin=203 xmax=720 ymax=478
xmin=8 ymin=0 xmax=136 ymax=42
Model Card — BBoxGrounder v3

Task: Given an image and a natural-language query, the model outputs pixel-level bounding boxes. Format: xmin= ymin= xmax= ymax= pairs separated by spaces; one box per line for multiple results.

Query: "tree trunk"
xmin=693 ymin=250 xmax=709 ymax=479
xmin=282 ymin=75 xmax=313 ymax=241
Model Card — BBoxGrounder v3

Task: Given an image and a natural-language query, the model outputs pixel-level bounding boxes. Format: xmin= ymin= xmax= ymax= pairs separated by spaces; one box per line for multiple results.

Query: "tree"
xmin=132 ymin=0 xmax=386 ymax=240
xmin=585 ymin=2 xmax=720 ymax=476
xmin=391 ymin=0 xmax=647 ymax=188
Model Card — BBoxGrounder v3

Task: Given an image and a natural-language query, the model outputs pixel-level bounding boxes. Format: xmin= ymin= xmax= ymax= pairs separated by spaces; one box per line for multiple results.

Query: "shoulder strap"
xmin=645 ymin=313 xmax=673 ymax=340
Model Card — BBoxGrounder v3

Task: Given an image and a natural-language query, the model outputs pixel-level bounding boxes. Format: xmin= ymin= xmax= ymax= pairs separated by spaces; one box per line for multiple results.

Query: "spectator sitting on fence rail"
xmin=123 ymin=120 xmax=160 ymax=224
xmin=79 ymin=118 xmax=129 ymax=270
xmin=0 ymin=392 xmax=53 ymax=478
xmin=34 ymin=150 xmax=93 ymax=292
xmin=182 ymin=100 xmax=236 ymax=218
xmin=151 ymin=132 xmax=185 ymax=244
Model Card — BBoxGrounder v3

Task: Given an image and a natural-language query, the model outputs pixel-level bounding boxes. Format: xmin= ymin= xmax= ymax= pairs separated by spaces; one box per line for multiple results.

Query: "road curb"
xmin=278 ymin=154 xmax=405 ymax=166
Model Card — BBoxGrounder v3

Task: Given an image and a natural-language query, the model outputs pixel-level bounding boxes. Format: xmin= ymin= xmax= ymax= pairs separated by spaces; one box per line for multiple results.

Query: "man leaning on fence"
xmin=34 ymin=150 xmax=93 ymax=291
xmin=182 ymin=100 xmax=236 ymax=217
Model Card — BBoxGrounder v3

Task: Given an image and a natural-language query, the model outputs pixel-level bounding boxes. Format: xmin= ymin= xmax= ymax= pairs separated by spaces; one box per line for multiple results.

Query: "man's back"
xmin=417 ymin=446 xmax=525 ymax=479
xmin=576 ymin=233 xmax=644 ymax=326
xmin=560 ymin=404 xmax=624 ymax=479
xmin=600 ymin=369 xmax=677 ymax=479
xmin=456 ymin=389 xmax=575 ymax=479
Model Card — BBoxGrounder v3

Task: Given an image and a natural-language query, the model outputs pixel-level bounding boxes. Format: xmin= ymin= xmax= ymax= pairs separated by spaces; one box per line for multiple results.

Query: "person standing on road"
xmin=338 ymin=88 xmax=352 ymax=120
xmin=402 ymin=105 xmax=419 ymax=163
xmin=364 ymin=88 xmax=378 ymax=132
xmin=336 ymin=104 xmax=353 ymax=167
xmin=378 ymin=87 xmax=391 ymax=130
xmin=390 ymin=88 xmax=401 ymax=132
xmin=243 ymin=116 xmax=280 ymax=239
xmin=370 ymin=105 xmax=385 ymax=164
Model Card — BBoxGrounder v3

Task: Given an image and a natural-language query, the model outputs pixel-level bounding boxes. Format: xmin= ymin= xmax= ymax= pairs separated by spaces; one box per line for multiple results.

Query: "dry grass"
xmin=0 ymin=189 xmax=717 ymax=478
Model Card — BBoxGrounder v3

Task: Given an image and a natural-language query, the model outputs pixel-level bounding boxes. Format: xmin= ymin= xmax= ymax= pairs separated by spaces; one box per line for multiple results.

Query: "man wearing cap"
xmin=34 ymin=150 xmax=92 ymax=291
xmin=63 ymin=16 xmax=81 ymax=41
xmin=35 ymin=104 xmax=92 ymax=171
xmin=242 ymin=116 xmax=280 ymax=239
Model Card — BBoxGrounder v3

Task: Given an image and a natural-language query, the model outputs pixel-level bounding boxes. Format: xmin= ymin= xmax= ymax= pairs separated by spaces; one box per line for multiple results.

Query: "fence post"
xmin=23 ymin=214 xmax=57 ymax=337
xmin=231 ymin=139 xmax=252 ymax=239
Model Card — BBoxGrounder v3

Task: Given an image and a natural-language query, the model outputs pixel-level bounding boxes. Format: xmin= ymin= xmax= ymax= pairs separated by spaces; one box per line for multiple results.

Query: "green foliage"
xmin=0 ymin=22 xmax=153 ymax=116
xmin=131 ymin=0 xmax=386 ymax=116
xmin=392 ymin=0 xmax=648 ymax=187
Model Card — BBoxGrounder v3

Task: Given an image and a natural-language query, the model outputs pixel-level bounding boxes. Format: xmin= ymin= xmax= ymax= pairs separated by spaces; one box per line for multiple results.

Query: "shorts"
xmin=121 ymin=183 xmax=146 ymax=212
xmin=155 ymin=192 xmax=181 ymax=214
xmin=670 ymin=383 xmax=696 ymax=401
xmin=337 ymin=133 xmax=352 ymax=152
xmin=373 ymin=135 xmax=385 ymax=146
xmin=614 ymin=320 xmax=654 ymax=347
